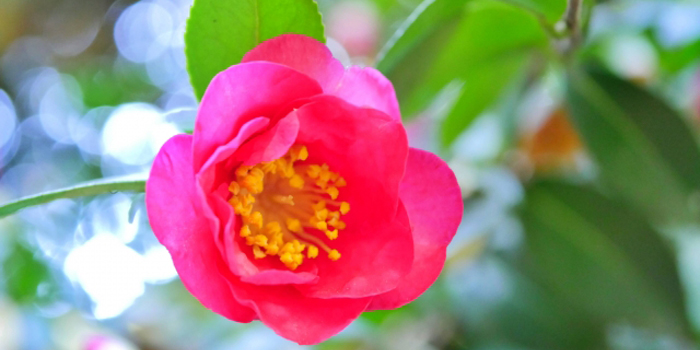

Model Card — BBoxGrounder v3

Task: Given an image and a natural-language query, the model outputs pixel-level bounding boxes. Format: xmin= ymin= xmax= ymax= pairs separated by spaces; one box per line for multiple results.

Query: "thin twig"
xmin=563 ymin=0 xmax=582 ymax=34
xmin=560 ymin=0 xmax=583 ymax=55
xmin=0 ymin=177 xmax=146 ymax=218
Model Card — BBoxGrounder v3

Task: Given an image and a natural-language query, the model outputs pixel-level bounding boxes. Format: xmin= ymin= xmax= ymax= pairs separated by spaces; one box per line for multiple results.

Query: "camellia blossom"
xmin=146 ymin=34 xmax=463 ymax=344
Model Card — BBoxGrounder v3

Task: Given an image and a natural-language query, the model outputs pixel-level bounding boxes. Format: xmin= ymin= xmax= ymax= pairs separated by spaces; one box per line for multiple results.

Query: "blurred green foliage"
xmin=3 ymin=0 xmax=700 ymax=349
xmin=2 ymin=240 xmax=58 ymax=305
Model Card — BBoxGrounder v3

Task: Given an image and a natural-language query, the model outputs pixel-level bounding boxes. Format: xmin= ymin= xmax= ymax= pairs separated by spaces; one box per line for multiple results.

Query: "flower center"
xmin=228 ymin=145 xmax=350 ymax=270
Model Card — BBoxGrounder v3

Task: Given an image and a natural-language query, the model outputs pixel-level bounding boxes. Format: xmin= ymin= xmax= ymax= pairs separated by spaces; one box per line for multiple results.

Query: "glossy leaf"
xmin=519 ymin=181 xmax=691 ymax=337
xmin=566 ymin=67 xmax=700 ymax=223
xmin=185 ymin=0 xmax=325 ymax=100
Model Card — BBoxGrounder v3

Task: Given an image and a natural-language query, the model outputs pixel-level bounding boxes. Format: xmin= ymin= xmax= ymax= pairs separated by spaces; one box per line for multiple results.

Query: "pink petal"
xmin=236 ymin=112 xmax=300 ymax=166
xmin=241 ymin=269 xmax=319 ymax=285
xmin=193 ymin=116 xmax=269 ymax=275
xmin=229 ymin=281 xmax=371 ymax=345
xmin=146 ymin=134 xmax=256 ymax=322
xmin=242 ymin=34 xmax=345 ymax=93
xmin=242 ymin=35 xmax=401 ymax=121
xmin=292 ymin=95 xmax=414 ymax=298
xmin=197 ymin=117 xmax=270 ymax=194
xmin=193 ymin=61 xmax=323 ymax=171
xmin=333 ymin=66 xmax=401 ymax=121
xmin=368 ymin=148 xmax=463 ymax=310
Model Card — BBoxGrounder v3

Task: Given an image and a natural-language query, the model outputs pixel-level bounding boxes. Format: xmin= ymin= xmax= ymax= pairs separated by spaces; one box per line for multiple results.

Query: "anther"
xmin=340 ymin=202 xmax=350 ymax=215
xmin=253 ymin=245 xmax=266 ymax=259
xmin=240 ymin=225 xmax=251 ymax=237
xmin=328 ymin=250 xmax=341 ymax=261
xmin=307 ymin=245 xmax=319 ymax=258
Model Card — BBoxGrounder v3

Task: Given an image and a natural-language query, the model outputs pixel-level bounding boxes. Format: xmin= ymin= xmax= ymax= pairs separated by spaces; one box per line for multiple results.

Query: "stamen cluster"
xmin=228 ymin=145 xmax=350 ymax=270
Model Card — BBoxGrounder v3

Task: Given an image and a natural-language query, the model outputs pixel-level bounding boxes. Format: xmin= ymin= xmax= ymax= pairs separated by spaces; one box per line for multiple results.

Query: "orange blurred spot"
xmin=520 ymin=108 xmax=583 ymax=173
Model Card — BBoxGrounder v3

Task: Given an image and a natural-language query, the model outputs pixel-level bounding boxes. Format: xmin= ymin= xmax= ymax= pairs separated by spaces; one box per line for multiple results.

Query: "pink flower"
xmin=146 ymin=34 xmax=463 ymax=345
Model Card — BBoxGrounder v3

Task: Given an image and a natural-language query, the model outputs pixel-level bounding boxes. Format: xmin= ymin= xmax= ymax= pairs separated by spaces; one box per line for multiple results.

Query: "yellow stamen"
xmin=229 ymin=182 xmax=240 ymax=195
xmin=326 ymin=229 xmax=338 ymax=240
xmin=286 ymin=218 xmax=302 ymax=233
xmin=327 ymin=186 xmax=339 ymax=200
xmin=289 ymin=174 xmax=305 ymax=189
xmin=266 ymin=244 xmax=279 ymax=255
xmin=340 ymin=202 xmax=350 ymax=215
xmin=253 ymin=245 xmax=266 ymax=259
xmin=228 ymin=145 xmax=350 ymax=269
xmin=307 ymin=245 xmax=319 ymax=258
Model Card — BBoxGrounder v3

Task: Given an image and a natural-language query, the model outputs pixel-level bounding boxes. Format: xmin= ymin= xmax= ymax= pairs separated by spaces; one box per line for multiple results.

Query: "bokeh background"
xmin=2 ymin=0 xmax=700 ymax=349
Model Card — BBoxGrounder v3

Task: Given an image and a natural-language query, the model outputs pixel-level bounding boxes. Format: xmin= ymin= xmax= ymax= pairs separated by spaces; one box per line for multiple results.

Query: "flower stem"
xmin=0 ymin=177 xmax=147 ymax=218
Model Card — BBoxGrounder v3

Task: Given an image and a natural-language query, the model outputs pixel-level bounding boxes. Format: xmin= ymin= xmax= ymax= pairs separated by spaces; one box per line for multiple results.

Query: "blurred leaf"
xmin=363 ymin=303 xmax=418 ymax=325
xmin=657 ymin=39 xmax=700 ymax=74
xmin=380 ymin=0 xmax=547 ymax=146
xmin=490 ymin=257 xmax=607 ymax=350
xmin=316 ymin=339 xmax=364 ymax=350
xmin=502 ymin=0 xmax=566 ymax=22
xmin=430 ymin=1 xmax=547 ymax=147
xmin=185 ymin=0 xmax=325 ymax=100
xmin=2 ymin=241 xmax=57 ymax=304
xmin=519 ymin=181 xmax=691 ymax=337
xmin=441 ymin=53 xmax=528 ymax=147
xmin=414 ymin=0 xmax=547 ymax=111
xmin=376 ymin=0 xmax=469 ymax=76
xmin=643 ymin=29 xmax=700 ymax=74
xmin=566 ymin=67 xmax=700 ymax=223
xmin=70 ymin=62 xmax=159 ymax=108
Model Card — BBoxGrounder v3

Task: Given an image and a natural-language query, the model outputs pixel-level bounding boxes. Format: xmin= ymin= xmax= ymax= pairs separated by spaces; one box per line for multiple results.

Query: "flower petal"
xmin=368 ymin=148 xmax=463 ymax=310
xmin=229 ymin=281 xmax=370 ymax=345
xmin=242 ymin=34 xmax=345 ymax=93
xmin=236 ymin=112 xmax=300 ymax=166
xmin=242 ymin=35 xmax=401 ymax=121
xmin=334 ymin=66 xmax=401 ymax=121
xmin=193 ymin=61 xmax=323 ymax=171
xmin=197 ymin=117 xmax=270 ymax=194
xmin=146 ymin=134 xmax=256 ymax=322
xmin=292 ymin=95 xmax=414 ymax=298
xmin=240 ymin=269 xmax=319 ymax=285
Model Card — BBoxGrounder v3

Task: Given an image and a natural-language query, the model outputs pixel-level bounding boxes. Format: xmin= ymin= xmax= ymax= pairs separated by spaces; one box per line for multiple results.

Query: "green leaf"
xmin=440 ymin=53 xmax=528 ymax=147
xmin=519 ymin=180 xmax=691 ymax=337
xmin=428 ymin=1 xmax=547 ymax=147
xmin=185 ymin=0 xmax=325 ymax=100
xmin=502 ymin=0 xmax=566 ymax=22
xmin=375 ymin=0 xmax=469 ymax=77
xmin=566 ymin=67 xmax=700 ymax=224
xmin=2 ymin=241 xmax=58 ymax=305
xmin=490 ymin=258 xmax=607 ymax=350
xmin=412 ymin=0 xmax=547 ymax=114
xmin=0 ymin=177 xmax=146 ymax=218
xmin=656 ymin=39 xmax=700 ymax=74
xmin=378 ymin=0 xmax=548 ymax=148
